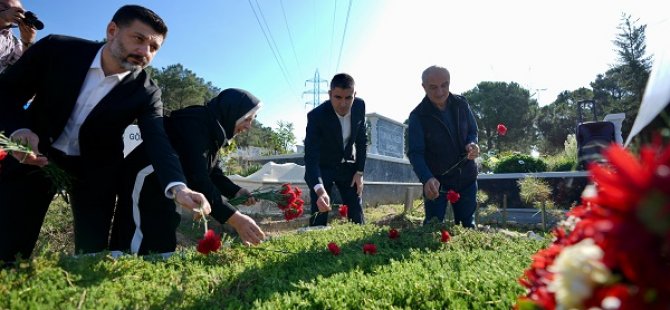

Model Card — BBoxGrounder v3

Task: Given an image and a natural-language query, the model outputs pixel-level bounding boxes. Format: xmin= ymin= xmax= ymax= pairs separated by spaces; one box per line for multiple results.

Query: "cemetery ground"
xmin=0 ymin=197 xmax=553 ymax=309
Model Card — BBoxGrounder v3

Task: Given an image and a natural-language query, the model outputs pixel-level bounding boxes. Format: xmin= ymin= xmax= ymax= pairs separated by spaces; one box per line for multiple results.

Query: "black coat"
xmin=0 ymin=34 xmax=185 ymax=188
xmin=303 ymin=98 xmax=367 ymax=189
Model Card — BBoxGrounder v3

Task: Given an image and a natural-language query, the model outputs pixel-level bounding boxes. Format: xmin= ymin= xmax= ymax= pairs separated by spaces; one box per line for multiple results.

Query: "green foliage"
xmin=1 ymin=212 xmax=547 ymax=309
xmin=544 ymin=134 xmax=578 ymax=171
xmin=493 ymin=153 xmax=547 ymax=173
xmin=464 ymin=81 xmax=539 ymax=154
xmin=275 ymin=120 xmax=296 ymax=154
xmin=147 ymin=64 xmax=220 ymax=113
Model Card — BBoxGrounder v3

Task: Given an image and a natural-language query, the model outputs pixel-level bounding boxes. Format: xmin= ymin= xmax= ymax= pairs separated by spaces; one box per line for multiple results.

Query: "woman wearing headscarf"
xmin=110 ymin=88 xmax=265 ymax=255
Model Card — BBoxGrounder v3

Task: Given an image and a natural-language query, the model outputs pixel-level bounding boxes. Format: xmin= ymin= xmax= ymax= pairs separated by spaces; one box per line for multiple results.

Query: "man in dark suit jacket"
xmin=0 ymin=5 xmax=210 ymax=265
xmin=304 ymin=73 xmax=367 ymax=226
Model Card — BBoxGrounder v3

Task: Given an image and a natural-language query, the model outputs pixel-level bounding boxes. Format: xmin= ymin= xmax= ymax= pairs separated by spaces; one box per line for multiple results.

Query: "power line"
xmin=280 ymin=0 xmax=303 ymax=78
xmin=329 ymin=0 xmax=338 ymax=75
xmin=335 ymin=0 xmax=353 ymax=73
xmin=247 ymin=0 xmax=292 ymax=90
xmin=254 ymin=0 xmax=294 ymax=84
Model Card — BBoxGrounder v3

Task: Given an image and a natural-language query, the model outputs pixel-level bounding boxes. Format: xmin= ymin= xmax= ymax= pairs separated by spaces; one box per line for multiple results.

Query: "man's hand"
xmin=350 ymin=172 xmax=364 ymax=196
xmin=10 ymin=130 xmax=48 ymax=167
xmin=235 ymin=188 xmax=257 ymax=206
xmin=227 ymin=211 xmax=265 ymax=246
xmin=423 ymin=177 xmax=440 ymax=200
xmin=465 ymin=143 xmax=480 ymax=160
xmin=315 ymin=188 xmax=331 ymax=212
xmin=0 ymin=6 xmax=23 ymax=27
xmin=18 ymin=19 xmax=36 ymax=46
xmin=174 ymin=186 xmax=211 ymax=214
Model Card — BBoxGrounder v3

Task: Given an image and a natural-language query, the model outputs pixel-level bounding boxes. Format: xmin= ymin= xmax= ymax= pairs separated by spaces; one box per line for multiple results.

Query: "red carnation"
xmin=440 ymin=229 xmax=451 ymax=243
xmin=283 ymin=205 xmax=304 ymax=221
xmin=362 ymin=243 xmax=377 ymax=255
xmin=497 ymin=123 xmax=508 ymax=136
xmin=293 ymin=186 xmax=302 ymax=197
xmin=327 ymin=242 xmax=341 ymax=255
xmin=0 ymin=149 xmax=7 ymax=161
xmin=388 ymin=228 xmax=399 ymax=239
xmin=446 ymin=190 xmax=460 ymax=204
xmin=197 ymin=229 xmax=221 ymax=255
xmin=339 ymin=205 xmax=348 ymax=218
xmin=279 ymin=183 xmax=292 ymax=194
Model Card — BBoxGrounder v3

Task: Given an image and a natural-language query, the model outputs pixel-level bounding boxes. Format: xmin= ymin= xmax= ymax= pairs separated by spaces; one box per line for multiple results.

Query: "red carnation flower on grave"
xmin=497 ymin=123 xmax=508 ymax=136
xmin=339 ymin=205 xmax=348 ymax=218
xmin=441 ymin=229 xmax=451 ymax=243
xmin=197 ymin=229 xmax=221 ymax=255
xmin=388 ymin=228 xmax=400 ymax=239
xmin=363 ymin=243 xmax=377 ymax=255
xmin=0 ymin=149 xmax=7 ymax=161
xmin=327 ymin=242 xmax=341 ymax=255
xmin=293 ymin=186 xmax=302 ymax=197
xmin=446 ymin=190 xmax=460 ymax=204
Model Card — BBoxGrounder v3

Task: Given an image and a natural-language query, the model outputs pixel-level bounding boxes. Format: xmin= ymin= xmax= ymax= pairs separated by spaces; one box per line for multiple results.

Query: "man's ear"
xmin=106 ymin=21 xmax=118 ymax=41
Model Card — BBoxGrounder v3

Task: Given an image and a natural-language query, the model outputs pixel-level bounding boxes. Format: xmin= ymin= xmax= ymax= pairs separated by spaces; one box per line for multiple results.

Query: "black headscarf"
xmin=206 ymin=88 xmax=261 ymax=139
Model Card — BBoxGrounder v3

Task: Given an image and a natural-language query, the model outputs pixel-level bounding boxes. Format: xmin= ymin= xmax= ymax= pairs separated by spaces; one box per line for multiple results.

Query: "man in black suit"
xmin=0 ymin=5 xmax=210 ymax=264
xmin=304 ymin=73 xmax=367 ymax=226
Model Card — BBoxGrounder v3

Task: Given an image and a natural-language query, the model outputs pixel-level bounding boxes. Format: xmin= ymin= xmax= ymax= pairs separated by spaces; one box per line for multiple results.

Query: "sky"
xmin=19 ymin=0 xmax=668 ymax=143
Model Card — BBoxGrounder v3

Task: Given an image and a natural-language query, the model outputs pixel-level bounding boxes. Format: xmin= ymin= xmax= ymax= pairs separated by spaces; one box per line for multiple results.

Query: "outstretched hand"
xmin=227 ymin=211 xmax=265 ymax=246
xmin=424 ymin=177 xmax=440 ymax=200
xmin=175 ymin=186 xmax=211 ymax=215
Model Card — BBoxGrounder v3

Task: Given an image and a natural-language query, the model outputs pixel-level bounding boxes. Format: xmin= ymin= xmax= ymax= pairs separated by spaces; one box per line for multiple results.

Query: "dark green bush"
xmin=493 ymin=153 xmax=547 ymax=173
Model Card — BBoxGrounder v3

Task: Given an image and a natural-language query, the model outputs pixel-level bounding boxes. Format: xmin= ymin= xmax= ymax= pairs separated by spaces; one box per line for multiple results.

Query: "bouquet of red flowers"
xmin=516 ymin=143 xmax=670 ymax=309
xmin=227 ymin=183 xmax=305 ymax=221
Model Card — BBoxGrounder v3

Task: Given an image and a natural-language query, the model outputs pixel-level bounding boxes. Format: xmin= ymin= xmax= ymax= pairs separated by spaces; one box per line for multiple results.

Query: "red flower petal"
xmin=362 ymin=243 xmax=377 ymax=255
xmin=446 ymin=190 xmax=460 ymax=204
xmin=197 ymin=229 xmax=221 ymax=255
xmin=496 ymin=123 xmax=508 ymax=136
xmin=440 ymin=229 xmax=451 ymax=243
xmin=388 ymin=228 xmax=399 ymax=239
xmin=0 ymin=149 xmax=7 ymax=161
xmin=327 ymin=242 xmax=341 ymax=255
xmin=339 ymin=205 xmax=348 ymax=218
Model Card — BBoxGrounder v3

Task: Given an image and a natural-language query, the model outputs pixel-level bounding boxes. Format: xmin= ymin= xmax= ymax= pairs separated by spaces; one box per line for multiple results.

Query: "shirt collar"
xmin=92 ymin=45 xmax=132 ymax=81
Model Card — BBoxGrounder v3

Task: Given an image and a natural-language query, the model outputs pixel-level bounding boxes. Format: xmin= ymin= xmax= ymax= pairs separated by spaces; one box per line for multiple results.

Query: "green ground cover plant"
xmin=1 ymin=198 xmax=547 ymax=309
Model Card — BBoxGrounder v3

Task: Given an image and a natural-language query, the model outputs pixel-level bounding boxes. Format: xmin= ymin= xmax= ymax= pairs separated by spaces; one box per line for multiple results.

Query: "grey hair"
xmin=421 ymin=65 xmax=450 ymax=84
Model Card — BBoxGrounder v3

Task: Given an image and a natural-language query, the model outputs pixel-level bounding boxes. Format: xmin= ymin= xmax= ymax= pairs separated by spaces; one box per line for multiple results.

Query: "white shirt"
xmin=52 ymin=46 xmax=130 ymax=155
xmin=336 ymin=111 xmax=351 ymax=150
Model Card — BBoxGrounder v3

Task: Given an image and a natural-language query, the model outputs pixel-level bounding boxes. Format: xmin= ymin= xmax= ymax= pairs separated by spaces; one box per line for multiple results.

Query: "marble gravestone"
xmin=366 ymin=112 xmax=406 ymax=159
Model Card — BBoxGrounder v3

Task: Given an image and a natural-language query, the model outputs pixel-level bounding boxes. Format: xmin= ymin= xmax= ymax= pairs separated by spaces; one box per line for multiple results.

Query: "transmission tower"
xmin=303 ymin=69 xmax=328 ymax=109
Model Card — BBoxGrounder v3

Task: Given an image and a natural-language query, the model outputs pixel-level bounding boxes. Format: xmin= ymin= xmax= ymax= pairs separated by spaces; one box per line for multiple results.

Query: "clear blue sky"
xmin=20 ymin=0 xmax=668 ymax=143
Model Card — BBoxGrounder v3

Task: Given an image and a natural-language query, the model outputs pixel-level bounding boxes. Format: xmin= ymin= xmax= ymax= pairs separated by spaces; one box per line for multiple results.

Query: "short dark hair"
xmin=330 ymin=73 xmax=355 ymax=90
xmin=112 ymin=5 xmax=168 ymax=37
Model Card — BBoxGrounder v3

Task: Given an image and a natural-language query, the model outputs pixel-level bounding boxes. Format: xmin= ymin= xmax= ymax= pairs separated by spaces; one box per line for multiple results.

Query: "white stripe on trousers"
xmin=130 ymin=165 xmax=154 ymax=254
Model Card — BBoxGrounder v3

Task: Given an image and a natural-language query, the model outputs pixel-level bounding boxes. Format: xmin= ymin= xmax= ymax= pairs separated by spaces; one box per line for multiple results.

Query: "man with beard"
xmin=0 ymin=5 xmax=210 ymax=266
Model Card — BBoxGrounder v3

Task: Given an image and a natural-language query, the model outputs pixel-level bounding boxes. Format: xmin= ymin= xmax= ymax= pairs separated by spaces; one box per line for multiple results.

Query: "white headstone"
xmin=603 ymin=113 xmax=625 ymax=145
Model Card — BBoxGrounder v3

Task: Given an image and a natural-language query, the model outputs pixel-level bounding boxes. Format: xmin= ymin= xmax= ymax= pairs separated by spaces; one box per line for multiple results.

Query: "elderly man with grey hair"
xmin=407 ymin=65 xmax=480 ymax=227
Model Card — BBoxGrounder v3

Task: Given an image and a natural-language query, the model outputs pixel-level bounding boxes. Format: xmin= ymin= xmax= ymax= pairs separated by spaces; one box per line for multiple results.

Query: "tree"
xmin=536 ymin=88 xmax=591 ymax=154
xmin=147 ymin=64 xmax=220 ymax=113
xmin=591 ymin=14 xmax=652 ymax=137
xmin=463 ymin=81 xmax=539 ymax=154
xmin=275 ymin=121 xmax=296 ymax=154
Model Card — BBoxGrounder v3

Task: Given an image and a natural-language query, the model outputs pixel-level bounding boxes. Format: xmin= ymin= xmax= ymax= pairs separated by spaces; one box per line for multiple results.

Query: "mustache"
xmin=127 ymin=54 xmax=148 ymax=64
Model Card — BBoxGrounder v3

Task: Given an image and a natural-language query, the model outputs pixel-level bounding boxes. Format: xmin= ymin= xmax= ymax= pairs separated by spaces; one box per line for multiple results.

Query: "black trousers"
xmin=0 ymin=149 xmax=120 ymax=264
xmin=308 ymin=163 xmax=364 ymax=226
xmin=109 ymin=147 xmax=180 ymax=255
